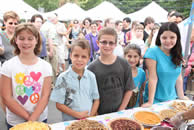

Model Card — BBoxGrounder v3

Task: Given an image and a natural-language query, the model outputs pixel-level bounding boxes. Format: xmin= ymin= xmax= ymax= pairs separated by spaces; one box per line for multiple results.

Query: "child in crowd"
xmin=77 ymin=31 xmax=85 ymax=40
xmin=113 ymin=20 xmax=125 ymax=57
xmin=1 ymin=23 xmax=52 ymax=129
xmin=124 ymin=44 xmax=146 ymax=107
xmin=130 ymin=23 xmax=145 ymax=55
xmin=142 ymin=22 xmax=188 ymax=107
xmin=125 ymin=20 xmax=140 ymax=44
xmin=50 ymin=39 xmax=100 ymax=121
xmin=88 ymin=27 xmax=135 ymax=115
xmin=144 ymin=24 xmax=160 ymax=55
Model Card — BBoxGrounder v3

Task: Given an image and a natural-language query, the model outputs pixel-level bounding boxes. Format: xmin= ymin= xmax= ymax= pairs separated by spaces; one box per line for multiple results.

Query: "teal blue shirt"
xmin=134 ymin=67 xmax=146 ymax=107
xmin=50 ymin=66 xmax=99 ymax=121
xmin=144 ymin=46 xmax=181 ymax=103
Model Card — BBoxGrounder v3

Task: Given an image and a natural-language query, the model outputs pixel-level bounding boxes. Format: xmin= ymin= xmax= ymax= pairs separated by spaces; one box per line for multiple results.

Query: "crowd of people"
xmin=0 ymin=9 xmax=193 ymax=129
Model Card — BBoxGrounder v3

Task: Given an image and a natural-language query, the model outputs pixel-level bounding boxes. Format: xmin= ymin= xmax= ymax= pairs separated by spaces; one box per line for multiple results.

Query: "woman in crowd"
xmin=142 ymin=22 xmax=188 ymax=107
xmin=30 ymin=14 xmax=47 ymax=60
xmin=82 ymin=17 xmax=92 ymax=36
xmin=0 ymin=11 xmax=20 ymax=63
xmin=0 ymin=11 xmax=20 ymax=113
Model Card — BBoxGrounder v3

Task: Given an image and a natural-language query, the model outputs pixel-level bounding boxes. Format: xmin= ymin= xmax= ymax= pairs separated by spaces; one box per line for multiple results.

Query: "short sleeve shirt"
xmin=88 ymin=56 xmax=135 ymax=115
xmin=144 ymin=46 xmax=181 ymax=103
xmin=50 ymin=66 xmax=99 ymax=121
xmin=1 ymin=56 xmax=52 ymax=126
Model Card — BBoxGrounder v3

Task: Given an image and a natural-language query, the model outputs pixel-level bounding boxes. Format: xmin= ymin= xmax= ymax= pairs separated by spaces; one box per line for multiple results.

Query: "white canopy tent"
xmin=86 ymin=1 xmax=127 ymax=21
xmin=178 ymin=18 xmax=192 ymax=54
xmin=128 ymin=1 xmax=168 ymax=23
xmin=0 ymin=0 xmax=40 ymax=20
xmin=44 ymin=3 xmax=86 ymax=21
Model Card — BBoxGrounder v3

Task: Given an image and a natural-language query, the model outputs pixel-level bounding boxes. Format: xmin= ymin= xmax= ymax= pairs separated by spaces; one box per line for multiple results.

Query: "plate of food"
xmin=133 ymin=111 xmax=161 ymax=127
xmin=107 ymin=117 xmax=144 ymax=130
xmin=159 ymin=109 xmax=177 ymax=120
xmin=170 ymin=101 xmax=193 ymax=112
xmin=10 ymin=121 xmax=51 ymax=130
xmin=65 ymin=119 xmax=108 ymax=130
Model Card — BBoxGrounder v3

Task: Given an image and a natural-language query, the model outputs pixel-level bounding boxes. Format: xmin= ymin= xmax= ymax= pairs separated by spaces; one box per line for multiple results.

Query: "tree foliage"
xmin=79 ymin=0 xmax=103 ymax=11
xmin=24 ymin=0 xmax=192 ymax=18
xmin=24 ymin=0 xmax=60 ymax=12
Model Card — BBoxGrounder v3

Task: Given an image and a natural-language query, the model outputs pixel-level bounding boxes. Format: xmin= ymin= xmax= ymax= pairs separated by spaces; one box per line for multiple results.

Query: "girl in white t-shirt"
xmin=1 ymin=23 xmax=52 ymax=129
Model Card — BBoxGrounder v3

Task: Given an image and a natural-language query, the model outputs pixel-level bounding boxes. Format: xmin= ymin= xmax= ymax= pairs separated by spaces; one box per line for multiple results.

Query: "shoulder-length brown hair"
xmin=10 ymin=23 xmax=42 ymax=55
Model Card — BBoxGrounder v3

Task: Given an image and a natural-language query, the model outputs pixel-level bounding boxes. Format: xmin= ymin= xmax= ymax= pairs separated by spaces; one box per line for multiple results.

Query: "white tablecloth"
xmin=49 ymin=100 xmax=194 ymax=130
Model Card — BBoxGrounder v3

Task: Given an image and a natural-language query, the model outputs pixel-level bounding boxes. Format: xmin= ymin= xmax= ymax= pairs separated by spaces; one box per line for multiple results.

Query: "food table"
xmin=49 ymin=99 xmax=194 ymax=130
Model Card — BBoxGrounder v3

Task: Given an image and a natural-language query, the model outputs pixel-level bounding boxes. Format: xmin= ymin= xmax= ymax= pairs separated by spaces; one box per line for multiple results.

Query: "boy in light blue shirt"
xmin=50 ymin=39 xmax=100 ymax=121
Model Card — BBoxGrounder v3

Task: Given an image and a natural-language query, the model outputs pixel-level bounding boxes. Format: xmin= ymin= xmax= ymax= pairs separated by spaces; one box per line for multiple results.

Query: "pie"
xmin=159 ymin=109 xmax=177 ymax=120
xmin=133 ymin=111 xmax=161 ymax=126
xmin=66 ymin=119 xmax=108 ymax=130
xmin=107 ymin=118 xmax=144 ymax=130
xmin=170 ymin=101 xmax=193 ymax=112
xmin=10 ymin=121 xmax=51 ymax=130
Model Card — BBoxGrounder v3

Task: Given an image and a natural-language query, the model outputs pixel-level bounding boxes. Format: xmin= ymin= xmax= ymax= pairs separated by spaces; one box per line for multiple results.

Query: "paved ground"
xmin=0 ymin=100 xmax=62 ymax=130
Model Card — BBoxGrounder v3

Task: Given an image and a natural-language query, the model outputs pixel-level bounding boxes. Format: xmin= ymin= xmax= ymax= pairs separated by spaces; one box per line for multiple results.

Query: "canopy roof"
xmin=44 ymin=3 xmax=86 ymax=21
xmin=128 ymin=1 xmax=168 ymax=23
xmin=0 ymin=0 xmax=40 ymax=20
xmin=86 ymin=1 xmax=127 ymax=21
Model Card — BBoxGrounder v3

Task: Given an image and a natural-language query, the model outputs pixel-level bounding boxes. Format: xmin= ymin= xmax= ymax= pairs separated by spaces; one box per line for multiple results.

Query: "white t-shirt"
xmin=1 ymin=56 xmax=52 ymax=126
xmin=130 ymin=39 xmax=145 ymax=55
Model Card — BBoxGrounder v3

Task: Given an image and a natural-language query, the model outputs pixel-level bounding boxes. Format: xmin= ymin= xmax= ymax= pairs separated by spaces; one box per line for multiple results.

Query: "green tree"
xmin=24 ymin=0 xmax=192 ymax=18
xmin=24 ymin=0 xmax=60 ymax=12
xmin=79 ymin=0 xmax=103 ymax=10
xmin=156 ymin=0 xmax=192 ymax=18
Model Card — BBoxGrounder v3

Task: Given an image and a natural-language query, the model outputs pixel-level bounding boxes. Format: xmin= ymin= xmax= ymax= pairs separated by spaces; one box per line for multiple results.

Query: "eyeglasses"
xmin=99 ymin=40 xmax=116 ymax=46
xmin=8 ymin=22 xmax=18 ymax=25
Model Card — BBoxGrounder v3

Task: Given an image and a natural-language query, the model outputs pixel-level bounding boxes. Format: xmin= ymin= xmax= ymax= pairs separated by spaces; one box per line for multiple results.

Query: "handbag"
xmin=127 ymin=87 xmax=139 ymax=108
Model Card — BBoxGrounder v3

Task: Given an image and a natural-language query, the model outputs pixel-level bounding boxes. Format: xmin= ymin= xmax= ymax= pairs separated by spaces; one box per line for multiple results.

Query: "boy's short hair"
xmin=30 ymin=14 xmax=44 ymax=23
xmin=123 ymin=17 xmax=131 ymax=23
xmin=115 ymin=20 xmax=122 ymax=26
xmin=131 ymin=21 xmax=140 ymax=29
xmin=98 ymin=27 xmax=117 ymax=43
xmin=71 ymin=39 xmax=91 ymax=57
xmin=134 ymin=23 xmax=144 ymax=31
xmin=90 ymin=21 xmax=98 ymax=26
xmin=144 ymin=16 xmax=155 ymax=26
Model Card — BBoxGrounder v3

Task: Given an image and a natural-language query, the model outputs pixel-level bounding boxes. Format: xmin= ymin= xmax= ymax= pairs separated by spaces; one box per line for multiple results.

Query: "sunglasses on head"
xmin=8 ymin=22 xmax=18 ymax=25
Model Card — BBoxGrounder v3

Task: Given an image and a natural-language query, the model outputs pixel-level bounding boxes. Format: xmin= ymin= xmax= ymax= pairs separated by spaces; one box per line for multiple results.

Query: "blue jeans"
xmin=183 ymin=76 xmax=188 ymax=92
xmin=7 ymin=119 xmax=47 ymax=130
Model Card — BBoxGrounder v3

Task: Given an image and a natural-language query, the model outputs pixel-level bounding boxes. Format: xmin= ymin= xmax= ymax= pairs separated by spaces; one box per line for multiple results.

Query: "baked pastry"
xmin=10 ymin=121 xmax=50 ymax=130
xmin=133 ymin=111 xmax=161 ymax=126
xmin=159 ymin=109 xmax=177 ymax=120
xmin=66 ymin=119 xmax=108 ymax=130
xmin=170 ymin=101 xmax=193 ymax=112
xmin=107 ymin=118 xmax=144 ymax=130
